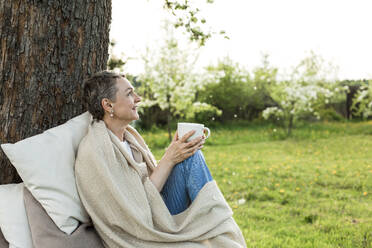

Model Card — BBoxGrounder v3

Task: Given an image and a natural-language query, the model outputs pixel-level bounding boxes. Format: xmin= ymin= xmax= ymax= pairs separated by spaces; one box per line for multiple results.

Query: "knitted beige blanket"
xmin=75 ymin=121 xmax=247 ymax=248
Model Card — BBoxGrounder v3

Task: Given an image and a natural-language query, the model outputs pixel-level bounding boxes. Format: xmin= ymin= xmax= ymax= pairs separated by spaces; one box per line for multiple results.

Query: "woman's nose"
xmin=135 ymin=93 xmax=141 ymax=102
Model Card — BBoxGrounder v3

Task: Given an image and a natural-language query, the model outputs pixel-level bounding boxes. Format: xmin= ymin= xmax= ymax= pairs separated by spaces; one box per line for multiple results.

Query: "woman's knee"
xmin=173 ymin=150 xmax=212 ymax=180
xmin=168 ymin=150 xmax=212 ymax=203
xmin=183 ymin=150 xmax=205 ymax=166
xmin=185 ymin=151 xmax=212 ymax=178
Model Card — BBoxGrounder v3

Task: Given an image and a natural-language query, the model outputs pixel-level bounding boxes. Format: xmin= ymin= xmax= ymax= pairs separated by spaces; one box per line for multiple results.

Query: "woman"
xmin=75 ymin=71 xmax=246 ymax=247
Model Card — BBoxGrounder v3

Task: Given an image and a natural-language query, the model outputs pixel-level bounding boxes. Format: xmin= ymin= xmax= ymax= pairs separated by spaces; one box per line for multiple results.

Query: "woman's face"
xmin=111 ymin=77 xmax=141 ymax=122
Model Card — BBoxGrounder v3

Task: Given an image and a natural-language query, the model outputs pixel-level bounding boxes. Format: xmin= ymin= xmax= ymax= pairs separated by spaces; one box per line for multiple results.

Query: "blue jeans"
xmin=160 ymin=150 xmax=213 ymax=215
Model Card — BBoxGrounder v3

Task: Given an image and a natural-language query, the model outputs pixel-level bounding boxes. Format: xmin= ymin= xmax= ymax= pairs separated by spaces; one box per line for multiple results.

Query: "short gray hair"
xmin=82 ymin=71 xmax=125 ymax=122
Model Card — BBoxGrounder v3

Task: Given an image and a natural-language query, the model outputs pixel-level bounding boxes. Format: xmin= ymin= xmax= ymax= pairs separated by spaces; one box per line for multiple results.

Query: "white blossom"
xmin=262 ymin=107 xmax=283 ymax=119
xmin=263 ymin=79 xmax=335 ymax=123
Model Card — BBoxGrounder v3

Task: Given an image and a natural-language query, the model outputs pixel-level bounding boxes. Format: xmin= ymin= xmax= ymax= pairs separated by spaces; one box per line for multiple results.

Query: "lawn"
xmin=142 ymin=121 xmax=372 ymax=248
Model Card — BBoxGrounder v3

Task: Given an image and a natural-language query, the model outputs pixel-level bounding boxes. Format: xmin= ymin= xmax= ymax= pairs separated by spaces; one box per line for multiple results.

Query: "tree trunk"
xmin=167 ymin=110 xmax=172 ymax=142
xmin=0 ymin=0 xmax=111 ymax=184
xmin=166 ymin=93 xmax=172 ymax=142
xmin=287 ymin=114 xmax=293 ymax=137
xmin=346 ymin=85 xmax=360 ymax=120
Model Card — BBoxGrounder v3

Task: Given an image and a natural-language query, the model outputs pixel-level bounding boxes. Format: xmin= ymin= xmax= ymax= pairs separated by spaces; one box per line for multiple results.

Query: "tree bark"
xmin=0 ymin=0 xmax=111 ymax=184
xmin=166 ymin=94 xmax=172 ymax=142
xmin=346 ymin=85 xmax=360 ymax=120
xmin=287 ymin=114 xmax=293 ymax=137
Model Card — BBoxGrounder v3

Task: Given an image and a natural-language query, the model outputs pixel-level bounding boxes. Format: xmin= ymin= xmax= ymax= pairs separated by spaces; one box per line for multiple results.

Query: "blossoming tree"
xmin=352 ymin=82 xmax=372 ymax=119
xmin=138 ymin=25 xmax=221 ymax=140
xmin=262 ymin=52 xmax=337 ymax=136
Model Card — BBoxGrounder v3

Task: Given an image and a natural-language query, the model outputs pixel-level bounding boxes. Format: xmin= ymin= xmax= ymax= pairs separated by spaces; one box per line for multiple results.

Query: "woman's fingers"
xmin=167 ymin=131 xmax=205 ymax=164
xmin=184 ymin=145 xmax=200 ymax=155
xmin=184 ymin=136 xmax=203 ymax=148
xmin=180 ymin=130 xmax=196 ymax=143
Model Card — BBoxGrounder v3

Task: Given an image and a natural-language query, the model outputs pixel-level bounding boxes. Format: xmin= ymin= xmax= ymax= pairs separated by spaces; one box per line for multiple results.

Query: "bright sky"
xmin=110 ymin=0 xmax=372 ymax=80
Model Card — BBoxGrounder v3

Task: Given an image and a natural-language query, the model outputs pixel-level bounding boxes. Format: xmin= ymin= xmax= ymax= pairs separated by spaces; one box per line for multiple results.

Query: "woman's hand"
xmin=161 ymin=130 xmax=204 ymax=167
xmin=150 ymin=130 xmax=205 ymax=191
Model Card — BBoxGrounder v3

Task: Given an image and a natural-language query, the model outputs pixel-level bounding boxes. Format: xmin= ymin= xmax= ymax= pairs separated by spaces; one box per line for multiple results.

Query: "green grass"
xmin=142 ymin=121 xmax=372 ymax=247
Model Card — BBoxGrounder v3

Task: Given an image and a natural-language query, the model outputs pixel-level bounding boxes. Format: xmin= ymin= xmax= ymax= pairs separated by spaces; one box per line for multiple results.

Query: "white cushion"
xmin=0 ymin=183 xmax=33 ymax=248
xmin=1 ymin=112 xmax=92 ymax=234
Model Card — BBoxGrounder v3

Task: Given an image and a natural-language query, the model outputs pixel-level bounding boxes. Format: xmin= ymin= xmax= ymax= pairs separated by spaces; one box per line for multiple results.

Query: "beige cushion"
xmin=1 ymin=112 xmax=91 ymax=234
xmin=0 ymin=228 xmax=9 ymax=248
xmin=24 ymin=187 xmax=103 ymax=248
xmin=0 ymin=183 xmax=33 ymax=248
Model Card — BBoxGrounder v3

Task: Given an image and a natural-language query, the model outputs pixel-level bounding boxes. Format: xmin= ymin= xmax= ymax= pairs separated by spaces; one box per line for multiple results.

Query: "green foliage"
xmin=163 ymin=0 xmax=227 ymax=46
xmin=251 ymin=54 xmax=278 ymax=106
xmin=107 ymin=40 xmax=126 ymax=71
xmin=199 ymin=57 xmax=273 ymax=121
xmin=107 ymin=58 xmax=126 ymax=71
xmin=352 ymin=81 xmax=372 ymax=119
xmin=200 ymin=58 xmax=250 ymax=119
xmin=317 ymin=108 xmax=345 ymax=122
xmin=145 ymin=122 xmax=372 ymax=247
xmin=183 ymin=101 xmax=222 ymax=125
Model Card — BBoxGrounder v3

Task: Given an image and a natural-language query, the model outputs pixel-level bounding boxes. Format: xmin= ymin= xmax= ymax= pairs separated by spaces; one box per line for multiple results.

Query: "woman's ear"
xmin=101 ymin=98 xmax=113 ymax=113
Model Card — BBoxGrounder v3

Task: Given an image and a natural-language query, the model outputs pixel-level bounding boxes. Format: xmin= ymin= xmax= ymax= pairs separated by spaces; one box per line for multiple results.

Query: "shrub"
xmin=318 ymin=108 xmax=345 ymax=121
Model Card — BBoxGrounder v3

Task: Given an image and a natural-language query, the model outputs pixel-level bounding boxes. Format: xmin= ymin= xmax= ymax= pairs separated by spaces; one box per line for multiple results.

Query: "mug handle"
xmin=203 ymin=127 xmax=210 ymax=139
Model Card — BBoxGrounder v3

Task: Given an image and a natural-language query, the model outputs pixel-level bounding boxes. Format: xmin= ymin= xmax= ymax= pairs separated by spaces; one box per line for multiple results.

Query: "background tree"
xmin=200 ymin=58 xmax=251 ymax=121
xmin=163 ymin=0 xmax=227 ymax=45
xmin=352 ymin=81 xmax=372 ymax=119
xmin=138 ymin=25 xmax=220 ymax=141
xmin=262 ymin=52 xmax=336 ymax=136
xmin=250 ymin=54 xmax=278 ymax=118
xmin=199 ymin=55 xmax=277 ymax=122
xmin=0 ymin=0 xmax=111 ymax=184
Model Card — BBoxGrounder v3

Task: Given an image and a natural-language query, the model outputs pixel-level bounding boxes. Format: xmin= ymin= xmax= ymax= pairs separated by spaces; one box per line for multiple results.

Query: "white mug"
xmin=177 ymin=122 xmax=211 ymax=142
